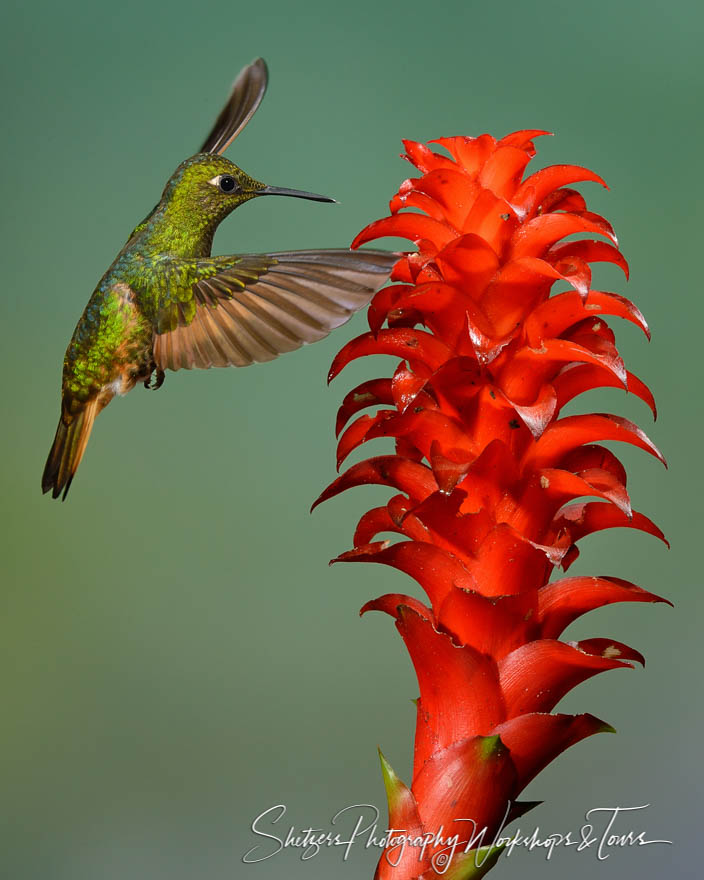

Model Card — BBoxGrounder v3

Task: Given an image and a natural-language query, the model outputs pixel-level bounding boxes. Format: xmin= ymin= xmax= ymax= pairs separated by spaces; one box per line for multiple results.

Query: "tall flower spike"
xmin=315 ymin=131 xmax=669 ymax=879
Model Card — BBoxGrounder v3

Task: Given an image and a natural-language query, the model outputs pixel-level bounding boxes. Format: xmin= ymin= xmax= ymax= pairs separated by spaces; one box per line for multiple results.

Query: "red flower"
xmin=315 ymin=131 xmax=669 ymax=878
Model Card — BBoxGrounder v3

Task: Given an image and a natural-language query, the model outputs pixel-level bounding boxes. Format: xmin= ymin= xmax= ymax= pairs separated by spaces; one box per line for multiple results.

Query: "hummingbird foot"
xmin=144 ymin=369 xmax=166 ymax=390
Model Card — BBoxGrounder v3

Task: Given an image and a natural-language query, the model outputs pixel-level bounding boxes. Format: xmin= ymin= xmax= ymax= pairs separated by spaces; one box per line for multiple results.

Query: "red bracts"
xmin=315 ymin=131 xmax=668 ymax=879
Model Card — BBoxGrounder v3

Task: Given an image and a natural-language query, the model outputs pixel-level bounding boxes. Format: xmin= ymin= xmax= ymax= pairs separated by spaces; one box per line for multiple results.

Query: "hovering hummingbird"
xmin=42 ymin=58 xmax=396 ymax=500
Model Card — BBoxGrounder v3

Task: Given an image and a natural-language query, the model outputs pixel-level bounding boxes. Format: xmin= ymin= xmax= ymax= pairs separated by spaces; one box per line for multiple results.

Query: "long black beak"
xmin=257 ymin=185 xmax=337 ymax=203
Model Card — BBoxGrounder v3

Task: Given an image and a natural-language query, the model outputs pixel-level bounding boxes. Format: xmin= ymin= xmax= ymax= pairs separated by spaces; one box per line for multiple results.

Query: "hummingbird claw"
xmin=144 ymin=368 xmax=165 ymax=390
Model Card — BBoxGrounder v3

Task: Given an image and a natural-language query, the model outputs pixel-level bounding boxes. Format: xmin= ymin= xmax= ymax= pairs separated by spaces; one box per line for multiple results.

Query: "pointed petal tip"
xmin=327 ymin=358 xmax=341 ymax=383
xmin=377 ymin=748 xmax=396 ymax=795
xmin=377 ymin=748 xmax=415 ymax=814
xmin=507 ymin=800 xmax=544 ymax=823
xmin=350 ymin=231 xmax=365 ymax=251
xmin=360 ymin=597 xmax=379 ymax=616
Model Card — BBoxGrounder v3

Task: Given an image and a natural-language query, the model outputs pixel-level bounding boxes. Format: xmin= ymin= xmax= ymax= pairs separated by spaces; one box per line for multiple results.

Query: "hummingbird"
xmin=42 ymin=58 xmax=396 ymax=500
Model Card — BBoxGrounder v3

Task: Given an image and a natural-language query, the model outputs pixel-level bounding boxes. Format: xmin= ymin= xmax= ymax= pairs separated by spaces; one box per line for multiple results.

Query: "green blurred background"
xmin=1 ymin=0 xmax=700 ymax=876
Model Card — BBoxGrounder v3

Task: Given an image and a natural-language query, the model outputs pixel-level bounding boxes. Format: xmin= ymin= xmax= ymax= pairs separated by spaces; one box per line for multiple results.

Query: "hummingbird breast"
xmin=62 ymin=278 xmax=155 ymax=407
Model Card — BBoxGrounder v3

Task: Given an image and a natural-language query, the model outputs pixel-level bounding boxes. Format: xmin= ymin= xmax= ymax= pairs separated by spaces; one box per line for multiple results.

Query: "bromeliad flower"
xmin=314 ymin=131 xmax=669 ymax=878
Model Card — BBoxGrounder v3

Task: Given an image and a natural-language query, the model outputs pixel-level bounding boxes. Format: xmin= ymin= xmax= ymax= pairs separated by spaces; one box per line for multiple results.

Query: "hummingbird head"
xmin=134 ymin=60 xmax=335 ymax=255
xmin=162 ymin=154 xmax=264 ymax=217
xmin=149 ymin=153 xmax=336 ymax=255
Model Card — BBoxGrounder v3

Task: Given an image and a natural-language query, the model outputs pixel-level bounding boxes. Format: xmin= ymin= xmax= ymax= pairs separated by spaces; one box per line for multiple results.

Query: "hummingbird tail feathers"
xmin=42 ymin=399 xmax=100 ymax=501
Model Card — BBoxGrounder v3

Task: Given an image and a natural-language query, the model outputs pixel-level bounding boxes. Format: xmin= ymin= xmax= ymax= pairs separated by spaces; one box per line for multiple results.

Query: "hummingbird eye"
xmin=218 ymin=174 xmax=239 ymax=194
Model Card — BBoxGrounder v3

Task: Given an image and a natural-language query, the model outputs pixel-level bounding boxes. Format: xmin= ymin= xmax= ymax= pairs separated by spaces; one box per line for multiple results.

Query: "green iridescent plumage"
xmin=61 ymin=153 xmax=267 ymax=405
xmin=42 ymin=59 xmax=397 ymax=500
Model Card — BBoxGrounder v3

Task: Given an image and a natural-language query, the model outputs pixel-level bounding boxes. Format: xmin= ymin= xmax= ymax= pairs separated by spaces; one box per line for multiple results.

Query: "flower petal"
xmin=397 ymin=607 xmax=505 ymax=760
xmin=551 ymin=501 xmax=668 ymax=549
xmin=513 ymin=164 xmax=607 ymax=216
xmin=352 ymin=213 xmax=457 ymax=251
xmin=538 ymin=575 xmax=671 ymax=639
xmin=553 ymin=365 xmax=657 ymax=418
xmin=492 ymin=712 xmax=614 ymax=791
xmin=438 ymin=586 xmax=539 ymax=659
xmin=522 ymin=413 xmax=666 ymax=470
xmin=404 ymin=138 xmax=460 ymax=172
xmin=335 ymin=379 xmax=394 ymax=436
xmin=429 ymin=135 xmax=497 ymax=174
xmin=499 ymin=339 xmax=626 ymax=405
xmin=412 ymin=734 xmax=517 ymax=843
xmin=510 ymin=212 xmax=617 ymax=260
xmin=499 ymin=639 xmax=632 ymax=716
xmin=329 ymin=329 xmax=452 ymax=382
xmin=312 ymin=456 xmax=436 ymax=510
xmin=548 ymin=239 xmax=629 ymax=279
xmin=576 ymin=637 xmax=645 ymax=666
xmin=377 ymin=751 xmax=429 ymax=880
xmin=361 ymin=592 xmax=431 ymax=621
xmin=333 ymin=540 xmax=477 ymax=607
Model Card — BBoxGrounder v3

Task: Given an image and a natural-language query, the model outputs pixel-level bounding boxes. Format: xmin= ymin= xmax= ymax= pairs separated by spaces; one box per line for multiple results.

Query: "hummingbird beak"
xmin=257 ymin=185 xmax=337 ymax=203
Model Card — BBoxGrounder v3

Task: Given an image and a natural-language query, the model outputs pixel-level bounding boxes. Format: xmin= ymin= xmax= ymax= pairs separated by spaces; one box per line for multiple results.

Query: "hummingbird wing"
xmin=152 ymin=249 xmax=397 ymax=371
xmin=199 ymin=58 xmax=268 ymax=155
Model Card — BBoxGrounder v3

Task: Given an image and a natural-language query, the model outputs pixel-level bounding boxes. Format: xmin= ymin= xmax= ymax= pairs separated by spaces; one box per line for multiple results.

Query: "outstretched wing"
xmin=152 ymin=249 xmax=398 ymax=371
xmin=199 ymin=58 xmax=268 ymax=155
